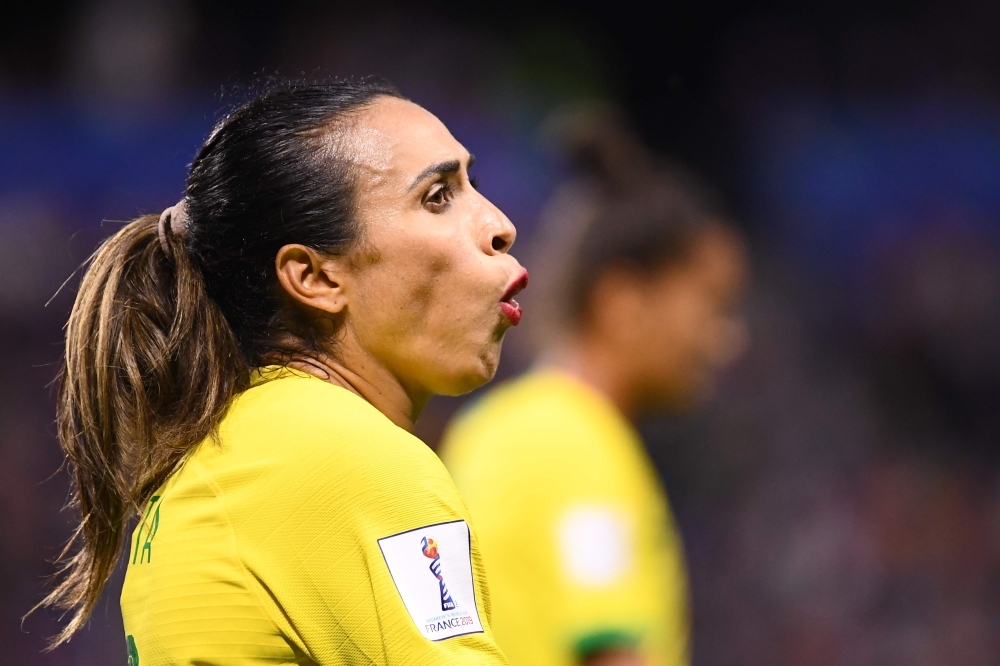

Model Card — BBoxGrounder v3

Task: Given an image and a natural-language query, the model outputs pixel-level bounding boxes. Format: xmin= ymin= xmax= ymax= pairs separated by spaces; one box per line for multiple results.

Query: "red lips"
xmin=500 ymin=270 xmax=529 ymax=326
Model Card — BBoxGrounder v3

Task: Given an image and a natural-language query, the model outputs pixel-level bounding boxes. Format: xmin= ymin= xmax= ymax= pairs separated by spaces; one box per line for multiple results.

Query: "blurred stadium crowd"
xmin=3 ymin=1 xmax=1000 ymax=664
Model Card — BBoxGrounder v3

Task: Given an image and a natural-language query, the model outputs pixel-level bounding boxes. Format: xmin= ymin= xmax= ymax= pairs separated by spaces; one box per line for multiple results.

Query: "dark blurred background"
xmin=4 ymin=1 xmax=1000 ymax=664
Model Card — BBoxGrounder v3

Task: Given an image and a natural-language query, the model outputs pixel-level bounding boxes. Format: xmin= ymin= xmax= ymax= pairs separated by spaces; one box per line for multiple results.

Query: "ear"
xmin=275 ymin=244 xmax=350 ymax=315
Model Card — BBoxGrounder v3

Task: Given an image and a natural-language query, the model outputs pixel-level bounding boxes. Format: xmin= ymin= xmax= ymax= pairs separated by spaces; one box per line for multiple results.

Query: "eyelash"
xmin=426 ymin=176 xmax=479 ymax=207
xmin=428 ymin=183 xmax=455 ymax=206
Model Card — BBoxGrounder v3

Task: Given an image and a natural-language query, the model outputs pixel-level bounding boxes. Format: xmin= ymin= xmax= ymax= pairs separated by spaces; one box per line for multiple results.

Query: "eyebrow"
xmin=408 ymin=154 xmax=476 ymax=192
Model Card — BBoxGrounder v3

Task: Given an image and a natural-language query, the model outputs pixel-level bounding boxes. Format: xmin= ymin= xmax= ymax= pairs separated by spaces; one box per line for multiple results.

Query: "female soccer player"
xmin=441 ymin=113 xmax=748 ymax=666
xmin=41 ymin=80 xmax=527 ymax=665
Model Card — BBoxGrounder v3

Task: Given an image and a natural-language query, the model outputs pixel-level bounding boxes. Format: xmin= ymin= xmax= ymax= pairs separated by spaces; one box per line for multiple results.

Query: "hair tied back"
xmin=157 ymin=200 xmax=188 ymax=259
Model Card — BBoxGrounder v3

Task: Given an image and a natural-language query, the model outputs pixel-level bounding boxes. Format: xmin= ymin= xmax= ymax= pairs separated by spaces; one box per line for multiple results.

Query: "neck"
xmin=283 ymin=331 xmax=428 ymax=431
xmin=545 ymin=333 xmax=639 ymax=421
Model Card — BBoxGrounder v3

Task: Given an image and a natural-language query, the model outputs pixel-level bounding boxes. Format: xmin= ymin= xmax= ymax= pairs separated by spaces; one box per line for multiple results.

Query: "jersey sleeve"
xmin=221 ymin=382 xmax=508 ymax=666
xmin=521 ymin=439 xmax=659 ymax=657
xmin=549 ymin=490 xmax=661 ymax=658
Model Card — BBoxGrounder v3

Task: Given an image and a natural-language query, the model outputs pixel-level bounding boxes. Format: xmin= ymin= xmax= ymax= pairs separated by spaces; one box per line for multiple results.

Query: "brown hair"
xmin=528 ymin=104 xmax=732 ymax=343
xmin=43 ymin=217 xmax=245 ymax=643
xmin=36 ymin=79 xmax=402 ymax=646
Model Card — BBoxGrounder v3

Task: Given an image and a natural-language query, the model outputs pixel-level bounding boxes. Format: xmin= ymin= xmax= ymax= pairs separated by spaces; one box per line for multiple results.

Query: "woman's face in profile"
xmin=343 ymin=97 xmax=526 ymax=396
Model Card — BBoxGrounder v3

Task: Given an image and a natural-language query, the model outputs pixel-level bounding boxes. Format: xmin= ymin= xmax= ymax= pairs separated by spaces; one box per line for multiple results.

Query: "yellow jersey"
xmin=441 ymin=370 xmax=689 ymax=666
xmin=121 ymin=367 xmax=506 ymax=666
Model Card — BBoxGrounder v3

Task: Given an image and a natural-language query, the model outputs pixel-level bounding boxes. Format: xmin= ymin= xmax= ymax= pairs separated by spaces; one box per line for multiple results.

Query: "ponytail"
xmin=38 ymin=214 xmax=246 ymax=646
xmin=36 ymin=78 xmax=403 ymax=646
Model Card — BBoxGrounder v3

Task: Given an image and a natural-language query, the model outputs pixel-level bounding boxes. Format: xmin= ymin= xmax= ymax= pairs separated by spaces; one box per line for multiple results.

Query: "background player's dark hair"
xmin=38 ymin=78 xmax=403 ymax=647
xmin=529 ymin=104 xmax=736 ymax=339
xmin=566 ymin=176 xmax=731 ymax=322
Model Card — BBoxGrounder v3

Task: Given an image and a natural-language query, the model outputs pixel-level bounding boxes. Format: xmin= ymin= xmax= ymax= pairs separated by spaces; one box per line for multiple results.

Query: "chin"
xmin=432 ymin=349 xmax=501 ymax=396
xmin=448 ymin=363 xmax=499 ymax=395
xmin=637 ymin=378 xmax=704 ymax=416
xmin=664 ymin=380 xmax=714 ymax=413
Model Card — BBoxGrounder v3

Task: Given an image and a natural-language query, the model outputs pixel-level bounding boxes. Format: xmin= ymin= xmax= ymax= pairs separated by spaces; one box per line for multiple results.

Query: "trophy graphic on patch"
xmin=421 ymin=536 xmax=457 ymax=611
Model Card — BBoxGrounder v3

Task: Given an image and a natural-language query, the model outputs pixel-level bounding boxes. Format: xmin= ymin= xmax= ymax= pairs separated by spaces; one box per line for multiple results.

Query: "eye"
xmin=427 ymin=185 xmax=446 ymax=204
xmin=470 ymin=174 xmax=480 ymax=190
xmin=425 ymin=183 xmax=454 ymax=212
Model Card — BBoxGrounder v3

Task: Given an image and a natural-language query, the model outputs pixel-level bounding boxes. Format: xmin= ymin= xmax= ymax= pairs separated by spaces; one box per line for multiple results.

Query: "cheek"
xmin=360 ymin=246 xmax=454 ymax=335
xmin=354 ymin=226 xmax=495 ymax=362
xmin=406 ymin=243 xmax=488 ymax=328
xmin=646 ymin=290 xmax=710 ymax=369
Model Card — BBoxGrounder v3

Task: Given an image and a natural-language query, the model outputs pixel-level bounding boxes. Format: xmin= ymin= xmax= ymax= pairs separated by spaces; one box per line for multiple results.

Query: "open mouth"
xmin=499 ymin=270 xmax=529 ymax=326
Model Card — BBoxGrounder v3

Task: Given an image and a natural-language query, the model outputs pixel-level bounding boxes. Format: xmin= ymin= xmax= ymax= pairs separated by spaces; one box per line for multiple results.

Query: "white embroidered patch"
xmin=378 ymin=519 xmax=484 ymax=641
xmin=557 ymin=505 xmax=632 ymax=586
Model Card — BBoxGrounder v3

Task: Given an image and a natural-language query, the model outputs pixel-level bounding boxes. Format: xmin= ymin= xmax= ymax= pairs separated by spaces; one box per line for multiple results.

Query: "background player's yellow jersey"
xmin=121 ymin=367 xmax=507 ymax=666
xmin=441 ymin=369 xmax=689 ymax=666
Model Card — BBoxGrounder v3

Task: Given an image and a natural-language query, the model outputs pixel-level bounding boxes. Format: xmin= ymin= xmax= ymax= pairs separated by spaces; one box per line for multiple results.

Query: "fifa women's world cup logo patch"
xmin=421 ymin=536 xmax=457 ymax=611
xmin=378 ymin=519 xmax=484 ymax=641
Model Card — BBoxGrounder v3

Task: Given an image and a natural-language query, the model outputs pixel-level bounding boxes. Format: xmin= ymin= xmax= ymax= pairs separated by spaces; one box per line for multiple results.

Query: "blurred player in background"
xmin=441 ymin=107 xmax=749 ymax=666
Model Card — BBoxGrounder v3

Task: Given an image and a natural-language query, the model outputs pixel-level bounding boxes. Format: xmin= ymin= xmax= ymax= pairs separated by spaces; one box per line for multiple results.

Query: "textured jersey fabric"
xmin=120 ymin=367 xmax=507 ymax=666
xmin=440 ymin=369 xmax=689 ymax=666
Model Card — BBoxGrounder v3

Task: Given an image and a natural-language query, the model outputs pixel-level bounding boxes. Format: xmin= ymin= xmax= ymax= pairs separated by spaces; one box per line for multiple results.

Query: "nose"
xmin=480 ymin=198 xmax=517 ymax=255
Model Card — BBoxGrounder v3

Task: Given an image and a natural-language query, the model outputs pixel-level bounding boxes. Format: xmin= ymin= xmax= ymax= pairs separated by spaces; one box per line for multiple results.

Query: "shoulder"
xmin=224 ymin=375 xmax=435 ymax=467
xmin=443 ymin=370 xmax=620 ymax=471
xmin=442 ymin=371 xmax=634 ymax=515
xmin=230 ymin=373 xmax=403 ymax=438
xmin=447 ymin=371 xmax=596 ymax=443
xmin=204 ymin=375 xmax=463 ymax=531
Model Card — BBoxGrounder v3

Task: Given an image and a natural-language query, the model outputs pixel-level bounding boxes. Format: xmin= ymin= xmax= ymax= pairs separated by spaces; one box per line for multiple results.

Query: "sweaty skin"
xmin=275 ymin=97 xmax=526 ymax=430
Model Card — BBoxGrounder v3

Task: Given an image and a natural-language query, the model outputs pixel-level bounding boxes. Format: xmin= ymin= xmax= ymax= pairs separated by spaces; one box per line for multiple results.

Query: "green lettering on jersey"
xmin=131 ymin=496 xmax=161 ymax=565
xmin=126 ymin=634 xmax=139 ymax=665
